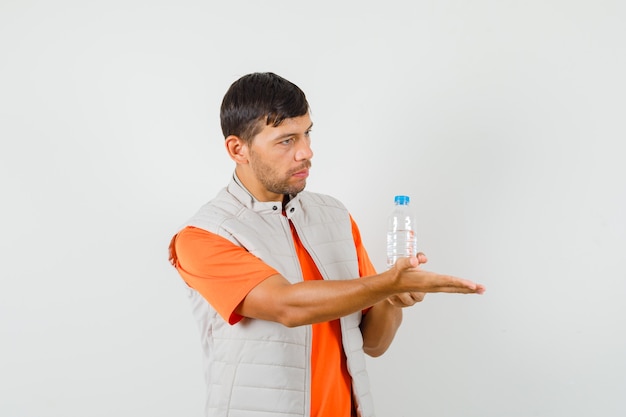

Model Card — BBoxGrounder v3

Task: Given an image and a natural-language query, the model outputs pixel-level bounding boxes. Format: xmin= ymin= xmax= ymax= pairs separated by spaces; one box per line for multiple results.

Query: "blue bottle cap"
xmin=394 ymin=195 xmax=410 ymax=205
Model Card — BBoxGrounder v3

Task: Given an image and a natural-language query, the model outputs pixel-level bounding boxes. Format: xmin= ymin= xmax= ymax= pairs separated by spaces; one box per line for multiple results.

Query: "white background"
xmin=1 ymin=1 xmax=625 ymax=416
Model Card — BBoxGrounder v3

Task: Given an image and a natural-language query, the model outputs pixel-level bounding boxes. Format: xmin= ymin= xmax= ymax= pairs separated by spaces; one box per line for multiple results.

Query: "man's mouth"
xmin=292 ymin=168 xmax=309 ymax=178
xmin=291 ymin=162 xmax=311 ymax=178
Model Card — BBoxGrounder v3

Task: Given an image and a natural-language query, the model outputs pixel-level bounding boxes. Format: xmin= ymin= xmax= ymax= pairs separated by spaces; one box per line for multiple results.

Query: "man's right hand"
xmin=392 ymin=256 xmax=486 ymax=295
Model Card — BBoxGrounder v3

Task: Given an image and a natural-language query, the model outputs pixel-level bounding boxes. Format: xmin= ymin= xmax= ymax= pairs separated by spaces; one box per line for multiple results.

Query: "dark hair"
xmin=220 ymin=72 xmax=310 ymax=143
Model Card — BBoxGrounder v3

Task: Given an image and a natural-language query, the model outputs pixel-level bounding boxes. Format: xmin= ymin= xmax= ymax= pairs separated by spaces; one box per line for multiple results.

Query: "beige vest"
xmin=185 ymin=175 xmax=375 ymax=417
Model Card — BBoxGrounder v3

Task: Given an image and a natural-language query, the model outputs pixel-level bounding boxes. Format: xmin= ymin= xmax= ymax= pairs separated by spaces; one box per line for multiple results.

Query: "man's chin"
xmin=287 ymin=181 xmax=307 ymax=196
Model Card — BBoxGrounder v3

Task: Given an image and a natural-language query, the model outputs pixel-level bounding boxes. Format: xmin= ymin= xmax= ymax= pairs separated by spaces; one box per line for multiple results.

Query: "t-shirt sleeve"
xmin=169 ymin=226 xmax=279 ymax=325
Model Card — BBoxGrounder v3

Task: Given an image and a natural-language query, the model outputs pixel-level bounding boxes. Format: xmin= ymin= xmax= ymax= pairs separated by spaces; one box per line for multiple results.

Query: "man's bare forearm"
xmin=236 ymin=257 xmax=485 ymax=327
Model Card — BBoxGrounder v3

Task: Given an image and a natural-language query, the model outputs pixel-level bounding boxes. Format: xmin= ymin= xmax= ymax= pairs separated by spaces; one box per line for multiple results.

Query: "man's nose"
xmin=295 ymin=140 xmax=313 ymax=161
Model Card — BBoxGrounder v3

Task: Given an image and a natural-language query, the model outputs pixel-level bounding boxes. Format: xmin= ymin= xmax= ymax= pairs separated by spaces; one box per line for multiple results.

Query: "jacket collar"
xmin=228 ymin=172 xmax=300 ymax=214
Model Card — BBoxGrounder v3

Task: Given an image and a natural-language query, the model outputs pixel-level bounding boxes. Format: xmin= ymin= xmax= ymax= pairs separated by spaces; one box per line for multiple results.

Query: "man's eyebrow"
xmin=272 ymin=123 xmax=314 ymax=141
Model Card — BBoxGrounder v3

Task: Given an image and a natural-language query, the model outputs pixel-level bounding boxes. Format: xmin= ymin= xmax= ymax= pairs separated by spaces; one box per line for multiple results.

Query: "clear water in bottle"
xmin=386 ymin=195 xmax=418 ymax=269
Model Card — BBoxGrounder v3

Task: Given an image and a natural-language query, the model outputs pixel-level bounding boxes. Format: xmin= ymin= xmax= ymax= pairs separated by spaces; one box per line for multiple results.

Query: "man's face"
xmin=244 ymin=113 xmax=314 ymax=202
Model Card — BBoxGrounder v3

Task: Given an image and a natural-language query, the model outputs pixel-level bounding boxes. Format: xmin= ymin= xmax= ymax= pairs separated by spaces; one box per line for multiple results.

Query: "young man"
xmin=168 ymin=72 xmax=485 ymax=417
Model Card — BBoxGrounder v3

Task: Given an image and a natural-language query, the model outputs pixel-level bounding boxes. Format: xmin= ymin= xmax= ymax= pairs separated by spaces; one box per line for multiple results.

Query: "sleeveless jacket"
xmin=184 ymin=175 xmax=375 ymax=417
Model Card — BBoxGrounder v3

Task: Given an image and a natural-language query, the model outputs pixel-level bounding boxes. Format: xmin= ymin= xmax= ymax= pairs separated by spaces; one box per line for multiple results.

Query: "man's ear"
xmin=225 ymin=135 xmax=249 ymax=164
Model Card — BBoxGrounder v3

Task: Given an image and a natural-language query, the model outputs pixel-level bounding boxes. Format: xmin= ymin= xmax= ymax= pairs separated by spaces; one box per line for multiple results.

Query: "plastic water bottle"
xmin=386 ymin=195 xmax=418 ymax=269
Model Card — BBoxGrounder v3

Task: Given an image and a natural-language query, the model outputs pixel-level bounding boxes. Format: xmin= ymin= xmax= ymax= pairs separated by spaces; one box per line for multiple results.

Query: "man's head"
xmin=221 ymin=73 xmax=314 ymax=202
xmin=220 ymin=72 xmax=310 ymax=145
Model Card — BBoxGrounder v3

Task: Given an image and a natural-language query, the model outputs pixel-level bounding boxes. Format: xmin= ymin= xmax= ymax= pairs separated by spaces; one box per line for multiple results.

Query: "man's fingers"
xmin=430 ymin=286 xmax=485 ymax=294
xmin=411 ymin=292 xmax=426 ymax=302
xmin=396 ymin=256 xmax=419 ymax=269
xmin=388 ymin=291 xmax=425 ymax=307
xmin=416 ymin=252 xmax=428 ymax=264
xmin=416 ymin=271 xmax=485 ymax=294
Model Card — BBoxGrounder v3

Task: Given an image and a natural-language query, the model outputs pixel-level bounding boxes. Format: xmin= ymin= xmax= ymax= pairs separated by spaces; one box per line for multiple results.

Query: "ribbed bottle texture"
xmin=386 ymin=195 xmax=418 ymax=269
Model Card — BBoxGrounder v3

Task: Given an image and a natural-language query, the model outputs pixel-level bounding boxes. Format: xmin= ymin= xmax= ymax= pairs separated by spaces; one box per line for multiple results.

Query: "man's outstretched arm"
xmin=235 ymin=256 xmax=485 ymax=328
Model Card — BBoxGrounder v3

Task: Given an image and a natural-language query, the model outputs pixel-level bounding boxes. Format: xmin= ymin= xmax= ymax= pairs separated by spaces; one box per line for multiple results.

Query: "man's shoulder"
xmin=184 ymin=187 xmax=242 ymax=230
xmin=204 ymin=186 xmax=242 ymax=211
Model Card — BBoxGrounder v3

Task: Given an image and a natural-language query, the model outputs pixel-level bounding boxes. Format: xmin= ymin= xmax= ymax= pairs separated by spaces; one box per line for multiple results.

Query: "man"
xmin=168 ymin=72 xmax=485 ymax=417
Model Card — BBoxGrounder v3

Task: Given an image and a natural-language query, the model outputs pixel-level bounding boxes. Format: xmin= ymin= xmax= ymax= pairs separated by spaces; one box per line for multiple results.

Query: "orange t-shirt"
xmin=169 ymin=215 xmax=377 ymax=417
